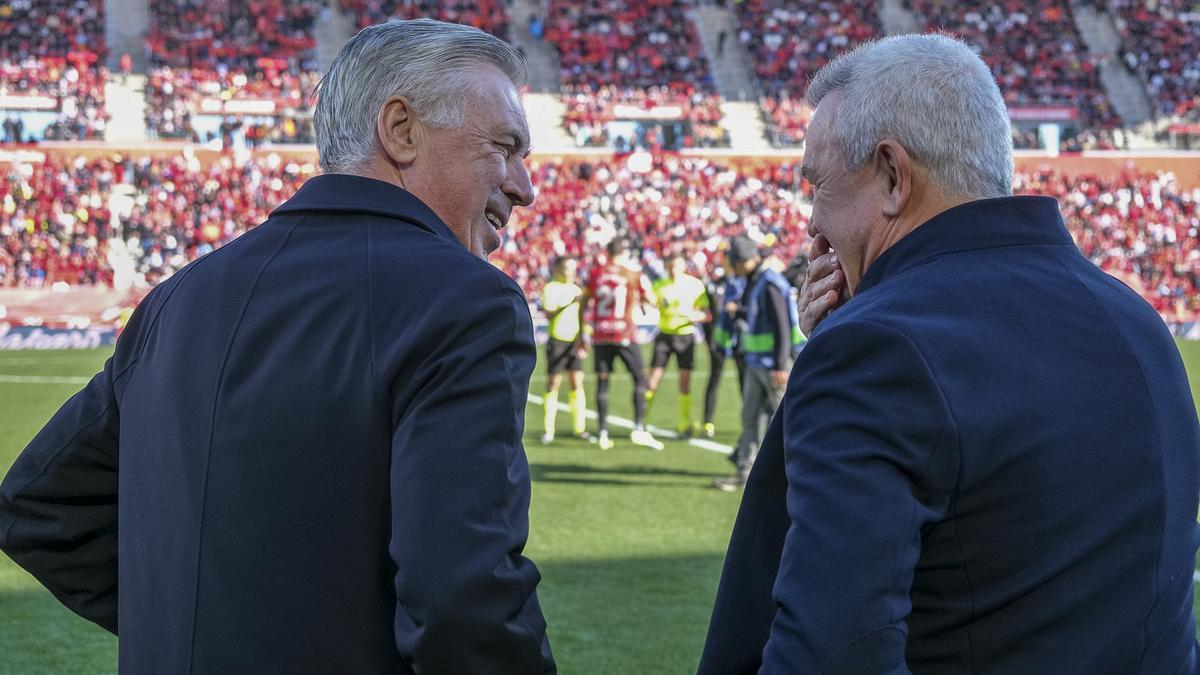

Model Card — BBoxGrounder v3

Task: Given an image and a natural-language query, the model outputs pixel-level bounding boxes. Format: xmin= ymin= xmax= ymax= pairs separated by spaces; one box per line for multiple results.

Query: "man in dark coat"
xmin=0 ymin=19 xmax=555 ymax=674
xmin=700 ymin=34 xmax=1200 ymax=673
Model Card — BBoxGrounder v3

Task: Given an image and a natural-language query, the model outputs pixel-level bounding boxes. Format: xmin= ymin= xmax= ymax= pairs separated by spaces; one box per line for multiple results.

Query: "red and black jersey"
xmin=587 ymin=264 xmax=649 ymax=345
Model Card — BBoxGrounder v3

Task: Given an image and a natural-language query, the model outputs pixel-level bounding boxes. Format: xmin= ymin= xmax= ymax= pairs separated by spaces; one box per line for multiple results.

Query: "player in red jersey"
xmin=576 ymin=239 xmax=664 ymax=450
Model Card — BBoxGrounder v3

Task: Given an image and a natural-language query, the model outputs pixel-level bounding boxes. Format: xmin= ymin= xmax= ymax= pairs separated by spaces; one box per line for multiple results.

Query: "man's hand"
xmin=771 ymin=369 xmax=789 ymax=389
xmin=800 ymin=234 xmax=848 ymax=336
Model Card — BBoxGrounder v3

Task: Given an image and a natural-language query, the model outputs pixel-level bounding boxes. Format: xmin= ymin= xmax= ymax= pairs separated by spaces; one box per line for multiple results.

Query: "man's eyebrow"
xmin=799 ymin=164 xmax=816 ymax=183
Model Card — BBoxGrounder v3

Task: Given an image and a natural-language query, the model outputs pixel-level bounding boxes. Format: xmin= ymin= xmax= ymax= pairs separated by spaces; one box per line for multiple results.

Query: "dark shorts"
xmin=651 ymin=332 xmax=696 ymax=370
xmin=595 ymin=343 xmax=644 ymax=375
xmin=547 ymin=338 xmax=583 ymax=374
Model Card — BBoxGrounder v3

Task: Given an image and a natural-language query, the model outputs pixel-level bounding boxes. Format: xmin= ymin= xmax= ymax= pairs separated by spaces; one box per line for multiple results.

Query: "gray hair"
xmin=805 ymin=33 xmax=1013 ymax=199
xmin=313 ymin=19 xmax=528 ymax=174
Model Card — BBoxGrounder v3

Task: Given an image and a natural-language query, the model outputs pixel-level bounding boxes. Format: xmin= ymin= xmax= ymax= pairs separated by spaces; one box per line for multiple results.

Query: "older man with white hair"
xmin=699 ymin=34 xmax=1200 ymax=673
xmin=0 ymin=19 xmax=554 ymax=674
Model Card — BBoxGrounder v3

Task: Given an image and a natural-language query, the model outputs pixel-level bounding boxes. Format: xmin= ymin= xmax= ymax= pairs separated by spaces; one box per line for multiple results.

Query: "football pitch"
xmin=1 ymin=342 xmax=1199 ymax=673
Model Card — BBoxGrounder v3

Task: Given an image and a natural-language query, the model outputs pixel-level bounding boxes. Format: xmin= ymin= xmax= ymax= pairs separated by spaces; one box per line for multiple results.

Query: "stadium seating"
xmin=1017 ymin=167 xmax=1199 ymax=322
xmin=734 ymin=0 xmax=883 ymax=147
xmin=340 ymin=0 xmax=511 ymax=38
xmin=3 ymin=152 xmax=1196 ymax=322
xmin=144 ymin=0 xmax=321 ymax=144
xmin=544 ymin=0 xmax=727 ymax=148
xmin=0 ymin=0 xmax=108 ymax=141
xmin=0 ymin=154 xmax=314 ymax=287
xmin=904 ymin=0 xmax=1120 ymax=134
xmin=1111 ymin=0 xmax=1200 ymax=123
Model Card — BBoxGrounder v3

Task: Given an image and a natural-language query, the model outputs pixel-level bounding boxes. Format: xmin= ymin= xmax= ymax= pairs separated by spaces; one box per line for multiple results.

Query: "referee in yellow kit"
xmin=540 ymin=255 xmax=589 ymax=443
xmin=646 ymin=253 xmax=711 ymax=438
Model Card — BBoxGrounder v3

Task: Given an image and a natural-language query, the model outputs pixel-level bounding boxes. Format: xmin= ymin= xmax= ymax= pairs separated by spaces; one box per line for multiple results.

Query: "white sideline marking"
xmin=528 ymin=393 xmax=733 ymax=456
xmin=0 ymin=376 xmax=737 ymax=453
xmin=0 ymin=374 xmax=90 ymax=384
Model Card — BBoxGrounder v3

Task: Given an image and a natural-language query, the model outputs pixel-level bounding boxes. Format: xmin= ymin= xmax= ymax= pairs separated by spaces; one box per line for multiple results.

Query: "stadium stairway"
xmin=878 ymin=0 xmax=921 ymax=35
xmin=509 ymin=0 xmax=562 ymax=94
xmin=316 ymin=2 xmax=357 ymax=75
xmin=105 ymin=75 xmax=148 ymax=143
xmin=1072 ymin=3 xmax=1155 ymax=127
xmin=522 ymin=93 xmax=574 ymax=150
xmin=690 ymin=3 xmax=759 ymax=102
xmin=104 ymin=0 xmax=150 ymax=71
xmin=689 ymin=4 xmax=771 ymax=151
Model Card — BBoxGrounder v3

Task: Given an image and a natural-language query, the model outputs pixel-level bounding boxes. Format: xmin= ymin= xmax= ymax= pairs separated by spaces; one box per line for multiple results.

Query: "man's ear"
xmin=376 ymin=95 xmax=420 ymax=169
xmin=874 ymin=139 xmax=912 ymax=218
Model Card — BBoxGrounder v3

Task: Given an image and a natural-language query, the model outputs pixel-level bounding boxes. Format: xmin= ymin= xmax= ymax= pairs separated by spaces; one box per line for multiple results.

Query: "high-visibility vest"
xmin=740 ymin=268 xmax=804 ymax=369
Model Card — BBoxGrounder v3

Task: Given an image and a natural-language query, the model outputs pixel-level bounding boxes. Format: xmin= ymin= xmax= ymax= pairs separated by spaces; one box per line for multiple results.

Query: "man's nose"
xmin=504 ymin=160 xmax=535 ymax=208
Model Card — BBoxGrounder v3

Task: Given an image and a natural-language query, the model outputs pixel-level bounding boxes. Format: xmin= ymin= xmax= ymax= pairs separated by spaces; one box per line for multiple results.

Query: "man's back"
xmin=845 ymin=201 xmax=1200 ymax=670
xmin=1 ymin=175 xmax=553 ymax=674
xmin=701 ymin=197 xmax=1200 ymax=673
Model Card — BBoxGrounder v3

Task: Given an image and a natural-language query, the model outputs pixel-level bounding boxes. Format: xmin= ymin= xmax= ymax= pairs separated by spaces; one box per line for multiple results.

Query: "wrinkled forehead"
xmin=801 ymin=91 xmax=841 ymax=176
xmin=471 ymin=65 xmax=529 ymax=137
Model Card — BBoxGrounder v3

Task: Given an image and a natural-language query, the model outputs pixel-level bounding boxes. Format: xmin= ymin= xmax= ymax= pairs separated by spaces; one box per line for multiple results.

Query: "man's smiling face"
xmin=406 ymin=65 xmax=534 ymax=258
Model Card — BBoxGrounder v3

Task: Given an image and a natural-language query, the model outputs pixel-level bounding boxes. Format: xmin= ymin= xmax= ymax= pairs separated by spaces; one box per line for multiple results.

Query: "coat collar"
xmin=857 ymin=195 xmax=1074 ymax=294
xmin=272 ymin=173 xmax=459 ymax=243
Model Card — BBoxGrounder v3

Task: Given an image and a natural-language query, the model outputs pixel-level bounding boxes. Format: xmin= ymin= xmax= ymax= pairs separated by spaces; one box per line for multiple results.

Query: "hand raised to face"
xmin=799 ymin=233 xmax=849 ymax=336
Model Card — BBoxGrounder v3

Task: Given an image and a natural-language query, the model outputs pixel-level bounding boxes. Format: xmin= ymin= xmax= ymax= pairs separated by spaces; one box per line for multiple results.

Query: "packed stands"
xmin=1019 ymin=167 xmax=1200 ymax=322
xmin=734 ymin=0 xmax=882 ymax=147
xmin=544 ymin=0 xmax=728 ymax=149
xmin=905 ymin=0 xmax=1119 ymax=134
xmin=0 ymin=151 xmax=1197 ymax=322
xmin=0 ymin=0 xmax=108 ymax=141
xmin=144 ymin=1 xmax=321 ymax=145
xmin=0 ymin=153 xmax=314 ymax=288
xmin=340 ymin=0 xmax=511 ymax=38
xmin=1111 ymin=0 xmax=1200 ymax=124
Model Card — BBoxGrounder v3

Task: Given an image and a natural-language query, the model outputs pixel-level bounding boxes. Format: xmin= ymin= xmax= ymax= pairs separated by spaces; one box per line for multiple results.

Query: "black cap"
xmin=727 ymin=236 xmax=760 ymax=264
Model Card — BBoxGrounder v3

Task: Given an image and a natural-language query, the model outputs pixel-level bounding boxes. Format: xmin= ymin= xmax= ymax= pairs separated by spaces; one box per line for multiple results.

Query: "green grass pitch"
xmin=0 ymin=342 xmax=1199 ymax=673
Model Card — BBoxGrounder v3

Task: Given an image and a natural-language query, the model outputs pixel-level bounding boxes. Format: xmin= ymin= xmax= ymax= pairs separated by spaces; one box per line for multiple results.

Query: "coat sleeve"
xmin=760 ymin=319 xmax=958 ymax=674
xmin=386 ymin=280 xmax=555 ymax=673
xmin=0 ymin=292 xmax=154 ymax=634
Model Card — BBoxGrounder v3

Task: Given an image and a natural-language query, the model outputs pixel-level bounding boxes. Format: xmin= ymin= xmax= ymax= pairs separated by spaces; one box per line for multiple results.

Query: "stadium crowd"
xmin=0 ymin=0 xmax=108 ymax=140
xmin=905 ymin=0 xmax=1119 ymax=130
xmin=1112 ymin=0 xmax=1200 ymax=124
xmin=0 ymin=153 xmax=313 ymax=288
xmin=1018 ymin=167 xmax=1200 ymax=323
xmin=734 ymin=0 xmax=882 ymax=147
xmin=143 ymin=0 xmax=320 ymax=144
xmin=0 ymin=152 xmax=1196 ymax=323
xmin=543 ymin=0 xmax=727 ymax=148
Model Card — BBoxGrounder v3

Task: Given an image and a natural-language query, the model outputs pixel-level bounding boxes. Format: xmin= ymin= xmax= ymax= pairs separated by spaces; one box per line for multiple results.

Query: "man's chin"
xmin=479 ymin=230 xmax=501 ymax=259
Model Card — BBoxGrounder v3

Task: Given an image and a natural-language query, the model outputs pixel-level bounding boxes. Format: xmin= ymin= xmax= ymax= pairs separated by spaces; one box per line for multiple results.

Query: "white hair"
xmin=313 ymin=18 xmax=528 ymax=175
xmin=805 ymin=33 xmax=1014 ymax=199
